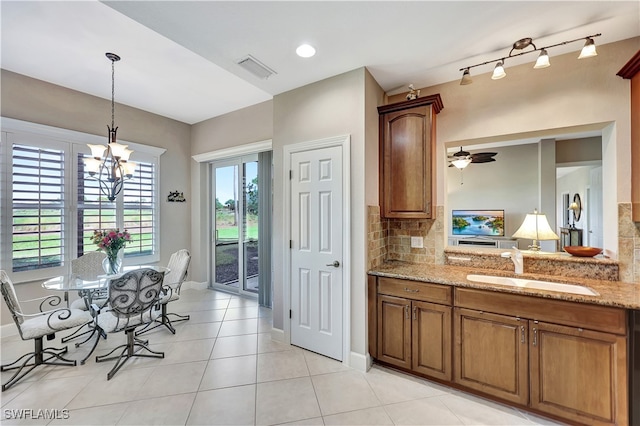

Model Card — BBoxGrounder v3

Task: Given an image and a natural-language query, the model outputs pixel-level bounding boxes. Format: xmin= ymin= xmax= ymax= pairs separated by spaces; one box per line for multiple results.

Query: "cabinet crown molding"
xmin=378 ymin=94 xmax=444 ymax=115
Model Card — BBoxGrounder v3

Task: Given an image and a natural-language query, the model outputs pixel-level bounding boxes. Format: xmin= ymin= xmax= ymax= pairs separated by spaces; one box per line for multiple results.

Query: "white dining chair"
xmin=0 ymin=270 xmax=93 ymax=391
xmin=136 ymin=249 xmax=191 ymax=336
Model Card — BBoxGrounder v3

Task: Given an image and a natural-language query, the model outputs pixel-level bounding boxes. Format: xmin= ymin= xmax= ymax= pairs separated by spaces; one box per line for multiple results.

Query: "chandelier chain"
xmin=111 ymin=57 xmax=115 ymax=130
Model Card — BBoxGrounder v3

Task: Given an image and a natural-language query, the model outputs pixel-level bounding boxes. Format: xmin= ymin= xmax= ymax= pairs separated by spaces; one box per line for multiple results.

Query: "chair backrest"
xmin=0 ymin=270 xmax=23 ymax=325
xmin=106 ymin=268 xmax=164 ymax=330
xmin=164 ymin=249 xmax=191 ymax=290
xmin=72 ymin=251 xmax=107 ymax=277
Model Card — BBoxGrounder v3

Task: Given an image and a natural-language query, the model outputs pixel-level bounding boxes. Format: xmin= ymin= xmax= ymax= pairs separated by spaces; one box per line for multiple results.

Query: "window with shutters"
xmin=11 ymin=144 xmax=66 ymax=272
xmin=1 ymin=118 xmax=164 ymax=282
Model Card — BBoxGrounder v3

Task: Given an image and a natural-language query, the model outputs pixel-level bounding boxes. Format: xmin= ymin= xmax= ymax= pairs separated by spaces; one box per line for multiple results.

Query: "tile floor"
xmin=1 ymin=287 xmax=564 ymax=425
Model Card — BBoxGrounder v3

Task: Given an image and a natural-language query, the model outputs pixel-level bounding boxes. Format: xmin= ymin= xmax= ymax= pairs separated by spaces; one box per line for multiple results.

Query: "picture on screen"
xmin=452 ymin=210 xmax=504 ymax=236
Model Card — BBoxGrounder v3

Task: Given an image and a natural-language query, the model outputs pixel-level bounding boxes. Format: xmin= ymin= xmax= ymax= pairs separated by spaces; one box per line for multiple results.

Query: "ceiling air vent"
xmin=236 ymin=55 xmax=277 ymax=80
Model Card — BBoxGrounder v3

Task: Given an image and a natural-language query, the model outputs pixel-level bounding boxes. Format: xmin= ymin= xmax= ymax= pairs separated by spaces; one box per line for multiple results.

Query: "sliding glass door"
xmin=212 ymin=155 xmax=259 ymax=296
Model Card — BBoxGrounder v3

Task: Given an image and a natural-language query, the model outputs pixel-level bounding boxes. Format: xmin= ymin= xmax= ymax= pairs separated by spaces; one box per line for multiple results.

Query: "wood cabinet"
xmin=372 ymin=276 xmax=452 ymax=381
xmin=617 ymin=50 xmax=640 ymax=222
xmin=369 ymin=275 xmax=629 ymax=425
xmin=378 ymin=95 xmax=443 ymax=219
xmin=530 ymin=321 xmax=627 ymax=425
xmin=454 ymin=308 xmax=529 ymax=405
xmin=454 ymin=288 xmax=628 ymax=425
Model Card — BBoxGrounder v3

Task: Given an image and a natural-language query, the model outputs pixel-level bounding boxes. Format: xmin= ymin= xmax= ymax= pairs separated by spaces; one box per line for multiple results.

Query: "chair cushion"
xmin=20 ymin=309 xmax=93 ymax=340
xmin=95 ymin=308 xmax=160 ymax=333
xmin=159 ymin=285 xmax=180 ymax=304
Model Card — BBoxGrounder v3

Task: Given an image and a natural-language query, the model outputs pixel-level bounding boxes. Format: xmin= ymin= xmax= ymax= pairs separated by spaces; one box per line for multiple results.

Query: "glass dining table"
xmin=42 ymin=265 xmax=170 ymax=364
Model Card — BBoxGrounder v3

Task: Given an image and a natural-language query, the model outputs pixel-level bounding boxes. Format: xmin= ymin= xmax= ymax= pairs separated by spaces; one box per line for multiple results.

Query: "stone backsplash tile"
xmin=367 ymin=204 xmax=635 ymax=283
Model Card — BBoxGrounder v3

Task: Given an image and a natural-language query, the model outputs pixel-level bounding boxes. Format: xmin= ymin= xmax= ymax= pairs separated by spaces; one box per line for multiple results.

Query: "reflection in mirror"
xmin=446 ymin=134 xmax=603 ymax=253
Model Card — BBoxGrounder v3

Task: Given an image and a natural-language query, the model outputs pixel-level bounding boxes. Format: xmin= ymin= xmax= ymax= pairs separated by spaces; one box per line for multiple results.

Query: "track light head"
xmin=491 ymin=61 xmax=506 ymax=80
xmin=534 ymin=49 xmax=550 ymax=69
xmin=460 ymin=69 xmax=473 ymax=85
xmin=578 ymin=37 xmax=597 ymax=59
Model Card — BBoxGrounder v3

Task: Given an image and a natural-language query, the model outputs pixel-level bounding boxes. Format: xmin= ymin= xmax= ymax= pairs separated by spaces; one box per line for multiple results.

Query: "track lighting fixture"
xmin=458 ymin=33 xmax=601 ymax=85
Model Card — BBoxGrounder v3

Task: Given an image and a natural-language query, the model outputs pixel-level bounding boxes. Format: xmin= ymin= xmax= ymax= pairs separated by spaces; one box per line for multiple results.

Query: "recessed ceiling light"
xmin=296 ymin=44 xmax=316 ymax=58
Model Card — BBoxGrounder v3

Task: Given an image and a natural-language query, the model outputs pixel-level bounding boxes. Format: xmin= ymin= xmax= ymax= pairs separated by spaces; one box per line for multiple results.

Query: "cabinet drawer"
xmin=455 ymin=288 xmax=626 ymax=335
xmin=378 ymin=277 xmax=452 ymax=305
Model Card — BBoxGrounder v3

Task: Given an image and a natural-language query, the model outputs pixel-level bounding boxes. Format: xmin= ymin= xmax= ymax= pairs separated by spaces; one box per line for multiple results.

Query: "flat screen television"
xmin=452 ymin=210 xmax=504 ymax=237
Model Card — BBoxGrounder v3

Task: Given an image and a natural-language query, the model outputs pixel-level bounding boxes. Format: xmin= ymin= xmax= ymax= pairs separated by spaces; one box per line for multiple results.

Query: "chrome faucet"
xmin=501 ymin=247 xmax=524 ymax=275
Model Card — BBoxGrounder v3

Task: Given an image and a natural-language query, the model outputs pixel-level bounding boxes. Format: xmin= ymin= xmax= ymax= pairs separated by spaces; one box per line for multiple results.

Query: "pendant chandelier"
xmin=84 ymin=52 xmax=136 ymax=201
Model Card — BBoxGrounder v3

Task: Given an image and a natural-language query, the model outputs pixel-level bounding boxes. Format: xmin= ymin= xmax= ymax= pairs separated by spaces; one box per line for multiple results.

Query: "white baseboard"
xmin=271 ymin=327 xmax=285 ymax=343
xmin=1 ymin=323 xmax=18 ymax=338
xmin=349 ymin=351 xmax=369 ymax=372
xmin=181 ymin=281 xmax=208 ymax=291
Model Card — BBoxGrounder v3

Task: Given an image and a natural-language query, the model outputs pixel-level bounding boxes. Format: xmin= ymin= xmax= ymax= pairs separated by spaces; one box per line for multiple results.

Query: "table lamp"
xmin=512 ymin=209 xmax=559 ymax=251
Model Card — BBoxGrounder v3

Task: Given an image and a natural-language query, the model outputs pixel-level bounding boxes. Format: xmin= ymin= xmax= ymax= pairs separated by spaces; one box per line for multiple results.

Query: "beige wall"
xmin=272 ymin=67 xmax=381 ymax=365
xmin=188 ymin=68 xmax=383 ymax=365
xmin=388 ymin=37 xmax=639 ymax=263
xmin=189 ymin=101 xmax=273 ymax=283
xmin=1 ymin=70 xmax=192 ymax=326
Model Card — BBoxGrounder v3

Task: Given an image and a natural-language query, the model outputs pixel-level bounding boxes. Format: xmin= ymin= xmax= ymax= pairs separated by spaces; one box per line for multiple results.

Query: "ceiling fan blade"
xmin=471 ymin=157 xmax=497 ymax=163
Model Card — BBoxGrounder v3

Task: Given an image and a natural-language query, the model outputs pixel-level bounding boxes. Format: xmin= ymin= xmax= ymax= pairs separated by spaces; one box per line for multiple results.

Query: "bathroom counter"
xmin=368 ymin=261 xmax=640 ymax=309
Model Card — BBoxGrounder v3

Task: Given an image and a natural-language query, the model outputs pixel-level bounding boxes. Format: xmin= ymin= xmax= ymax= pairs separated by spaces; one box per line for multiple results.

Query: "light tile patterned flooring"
xmin=1 ymin=288 xmax=564 ymax=425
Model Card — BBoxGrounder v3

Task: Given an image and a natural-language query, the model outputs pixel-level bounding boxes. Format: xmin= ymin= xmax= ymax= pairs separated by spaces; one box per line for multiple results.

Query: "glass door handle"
xmin=326 ymin=261 xmax=340 ymax=268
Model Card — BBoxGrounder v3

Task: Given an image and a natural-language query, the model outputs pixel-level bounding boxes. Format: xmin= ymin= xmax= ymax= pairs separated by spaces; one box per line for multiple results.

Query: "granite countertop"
xmin=368 ymin=261 xmax=640 ymax=310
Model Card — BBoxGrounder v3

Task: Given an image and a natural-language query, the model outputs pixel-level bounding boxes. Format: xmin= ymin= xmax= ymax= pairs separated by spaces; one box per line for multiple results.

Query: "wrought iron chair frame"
xmin=1 ymin=271 xmax=93 ymax=391
xmin=136 ymin=249 xmax=191 ymax=336
xmin=94 ymin=268 xmax=165 ymax=380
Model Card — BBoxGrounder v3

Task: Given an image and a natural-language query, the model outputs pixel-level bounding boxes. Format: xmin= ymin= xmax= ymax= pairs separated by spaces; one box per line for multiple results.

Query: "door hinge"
xmin=289 ymin=170 xmax=292 ymax=180
xmin=289 ymin=240 xmax=292 ymax=249
xmin=289 ymin=309 xmax=292 ymax=319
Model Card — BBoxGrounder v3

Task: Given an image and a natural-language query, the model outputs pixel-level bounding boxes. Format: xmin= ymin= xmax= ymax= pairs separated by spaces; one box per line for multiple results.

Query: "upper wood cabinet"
xmin=617 ymin=50 xmax=640 ymax=222
xmin=378 ymin=95 xmax=443 ymax=219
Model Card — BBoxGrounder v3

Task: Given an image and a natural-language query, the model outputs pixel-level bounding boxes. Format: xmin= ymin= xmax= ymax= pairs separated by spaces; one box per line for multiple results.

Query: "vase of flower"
xmin=103 ymin=248 xmax=124 ymax=275
xmin=92 ymin=229 xmax=131 ymax=275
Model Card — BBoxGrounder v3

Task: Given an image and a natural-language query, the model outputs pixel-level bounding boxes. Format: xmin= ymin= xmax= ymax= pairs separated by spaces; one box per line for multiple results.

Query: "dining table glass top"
xmin=42 ymin=265 xmax=170 ymax=292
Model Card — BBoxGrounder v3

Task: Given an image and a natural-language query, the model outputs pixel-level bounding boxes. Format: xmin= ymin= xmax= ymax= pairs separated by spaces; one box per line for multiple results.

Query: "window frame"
xmin=1 ymin=117 xmax=165 ymax=283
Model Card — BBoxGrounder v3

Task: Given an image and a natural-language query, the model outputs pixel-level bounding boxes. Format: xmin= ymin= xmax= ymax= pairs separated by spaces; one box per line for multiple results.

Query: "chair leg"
xmin=135 ymin=304 xmax=179 ymax=336
xmin=61 ymin=321 xmax=95 ymax=344
xmin=1 ymin=338 xmax=76 ymax=392
xmin=96 ymin=328 xmax=164 ymax=381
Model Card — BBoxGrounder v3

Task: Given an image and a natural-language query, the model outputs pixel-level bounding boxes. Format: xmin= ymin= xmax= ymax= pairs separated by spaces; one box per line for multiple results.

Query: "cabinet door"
xmin=380 ymin=105 xmax=434 ymax=219
xmin=530 ymin=321 xmax=627 ymax=425
xmin=454 ymin=308 xmax=529 ymax=405
xmin=377 ymin=295 xmax=411 ymax=369
xmin=412 ymin=301 xmax=451 ymax=380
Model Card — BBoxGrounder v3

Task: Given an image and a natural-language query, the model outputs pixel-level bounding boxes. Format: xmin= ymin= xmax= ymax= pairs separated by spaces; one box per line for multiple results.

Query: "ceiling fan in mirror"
xmin=448 ymin=147 xmax=498 ymax=169
xmin=448 ymin=147 xmax=497 ymax=185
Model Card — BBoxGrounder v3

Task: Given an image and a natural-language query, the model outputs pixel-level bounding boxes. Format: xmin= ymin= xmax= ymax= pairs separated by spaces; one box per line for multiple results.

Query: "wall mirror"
xmin=446 ymin=127 xmax=605 ymax=253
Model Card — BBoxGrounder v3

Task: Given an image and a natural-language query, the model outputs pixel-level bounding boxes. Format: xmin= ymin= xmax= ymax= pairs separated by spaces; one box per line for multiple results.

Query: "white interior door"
xmin=290 ymin=145 xmax=343 ymax=361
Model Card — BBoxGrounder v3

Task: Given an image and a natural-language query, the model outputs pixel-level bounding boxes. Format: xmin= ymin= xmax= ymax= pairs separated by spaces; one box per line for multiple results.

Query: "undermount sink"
xmin=466 ymin=274 xmax=599 ymax=296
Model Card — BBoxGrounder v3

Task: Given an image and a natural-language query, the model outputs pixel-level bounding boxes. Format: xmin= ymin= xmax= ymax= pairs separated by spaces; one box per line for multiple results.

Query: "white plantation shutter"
xmin=11 ymin=144 xmax=65 ymax=272
xmin=1 ymin=118 xmax=165 ymax=279
xmin=123 ymin=160 xmax=155 ymax=257
xmin=77 ymin=154 xmax=117 ymax=257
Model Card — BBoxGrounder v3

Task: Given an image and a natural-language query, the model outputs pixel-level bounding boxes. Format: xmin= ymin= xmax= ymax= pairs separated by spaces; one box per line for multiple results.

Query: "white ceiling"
xmin=2 ymin=1 xmax=639 ymax=125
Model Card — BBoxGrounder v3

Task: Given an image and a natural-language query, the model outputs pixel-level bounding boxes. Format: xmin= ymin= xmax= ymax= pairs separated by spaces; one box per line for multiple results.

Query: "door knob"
xmin=326 ymin=261 xmax=340 ymax=268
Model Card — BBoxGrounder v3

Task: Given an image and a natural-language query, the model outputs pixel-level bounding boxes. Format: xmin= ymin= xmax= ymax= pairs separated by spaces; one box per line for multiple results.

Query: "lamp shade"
xmin=512 ymin=210 xmax=559 ymax=249
xmin=578 ymin=38 xmax=597 ymax=59
xmin=451 ymin=157 xmax=472 ymax=169
xmin=491 ymin=61 xmax=506 ymax=80
xmin=533 ymin=49 xmax=550 ymax=69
